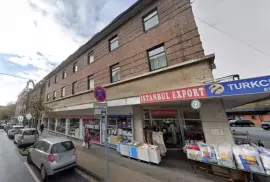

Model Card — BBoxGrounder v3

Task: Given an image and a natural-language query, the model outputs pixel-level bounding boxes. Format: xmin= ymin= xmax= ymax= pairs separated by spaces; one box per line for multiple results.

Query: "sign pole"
xmin=93 ymin=86 xmax=109 ymax=182
xmin=104 ymin=108 xmax=109 ymax=182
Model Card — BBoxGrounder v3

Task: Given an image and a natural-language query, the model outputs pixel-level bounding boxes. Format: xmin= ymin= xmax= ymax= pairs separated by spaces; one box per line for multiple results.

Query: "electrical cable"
xmin=194 ymin=16 xmax=270 ymax=57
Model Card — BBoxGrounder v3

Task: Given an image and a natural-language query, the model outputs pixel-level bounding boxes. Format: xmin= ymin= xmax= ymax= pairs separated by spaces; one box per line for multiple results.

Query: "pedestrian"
xmin=40 ymin=122 xmax=44 ymax=136
xmin=84 ymin=130 xmax=91 ymax=149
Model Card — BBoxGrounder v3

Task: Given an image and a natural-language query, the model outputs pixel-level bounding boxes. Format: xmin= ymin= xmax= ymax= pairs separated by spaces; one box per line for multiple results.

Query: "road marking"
xmin=24 ymin=162 xmax=41 ymax=182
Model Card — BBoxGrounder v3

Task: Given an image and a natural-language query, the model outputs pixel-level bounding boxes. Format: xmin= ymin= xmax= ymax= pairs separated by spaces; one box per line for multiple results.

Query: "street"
xmin=231 ymin=126 xmax=270 ymax=149
xmin=0 ymin=130 xmax=96 ymax=182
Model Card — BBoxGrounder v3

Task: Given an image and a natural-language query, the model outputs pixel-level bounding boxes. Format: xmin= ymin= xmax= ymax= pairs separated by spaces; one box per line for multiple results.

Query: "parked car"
xmin=7 ymin=125 xmax=24 ymax=139
xmin=4 ymin=123 xmax=16 ymax=132
xmin=261 ymin=121 xmax=270 ymax=130
xmin=14 ymin=128 xmax=39 ymax=147
xmin=229 ymin=119 xmax=255 ymax=127
xmin=0 ymin=123 xmax=6 ymax=129
xmin=27 ymin=137 xmax=77 ymax=181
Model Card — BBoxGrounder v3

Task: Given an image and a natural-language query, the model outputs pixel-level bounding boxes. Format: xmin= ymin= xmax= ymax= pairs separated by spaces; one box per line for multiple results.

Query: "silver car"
xmin=27 ymin=137 xmax=77 ymax=181
xmin=7 ymin=125 xmax=24 ymax=139
xmin=14 ymin=128 xmax=39 ymax=147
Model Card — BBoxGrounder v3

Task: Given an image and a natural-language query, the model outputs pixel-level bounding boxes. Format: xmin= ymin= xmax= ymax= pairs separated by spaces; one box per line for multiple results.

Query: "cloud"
xmin=0 ymin=0 xmax=137 ymax=105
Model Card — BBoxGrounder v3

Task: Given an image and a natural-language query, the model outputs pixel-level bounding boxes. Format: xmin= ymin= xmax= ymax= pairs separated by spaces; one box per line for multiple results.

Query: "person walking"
xmin=84 ymin=130 xmax=91 ymax=149
xmin=40 ymin=122 xmax=44 ymax=136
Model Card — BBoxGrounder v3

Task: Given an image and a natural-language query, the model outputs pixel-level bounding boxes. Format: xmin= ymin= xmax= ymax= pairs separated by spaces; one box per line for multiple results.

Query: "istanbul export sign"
xmin=205 ymin=75 xmax=270 ymax=97
xmin=140 ymin=86 xmax=207 ymax=103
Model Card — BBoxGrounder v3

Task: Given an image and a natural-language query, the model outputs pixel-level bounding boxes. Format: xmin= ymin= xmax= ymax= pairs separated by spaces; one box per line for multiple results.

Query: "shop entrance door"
xmin=144 ymin=109 xmax=183 ymax=150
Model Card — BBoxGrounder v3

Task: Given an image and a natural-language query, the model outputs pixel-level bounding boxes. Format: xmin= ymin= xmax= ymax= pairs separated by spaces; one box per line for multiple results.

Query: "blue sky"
xmin=0 ymin=0 xmax=269 ymax=105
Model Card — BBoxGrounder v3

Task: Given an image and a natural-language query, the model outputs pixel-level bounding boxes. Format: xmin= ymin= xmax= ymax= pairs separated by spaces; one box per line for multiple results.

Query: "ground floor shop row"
xmin=42 ymin=99 xmax=230 ymax=154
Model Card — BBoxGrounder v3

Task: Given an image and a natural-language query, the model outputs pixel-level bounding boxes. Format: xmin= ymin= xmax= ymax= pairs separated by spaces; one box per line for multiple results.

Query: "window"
xmin=51 ymin=141 xmax=74 ymax=154
xmin=143 ymin=9 xmax=159 ymax=31
xmin=110 ymin=64 xmax=120 ymax=83
xmin=62 ymin=70 xmax=67 ymax=79
xmin=73 ymin=62 xmax=78 ymax=73
xmin=53 ymin=91 xmax=57 ymax=100
xmin=148 ymin=45 xmax=167 ymax=71
xmin=48 ymin=79 xmax=50 ymax=87
xmin=61 ymin=87 xmax=65 ymax=97
xmin=88 ymin=75 xmax=95 ymax=90
xmin=87 ymin=52 xmax=94 ymax=64
xmin=72 ymin=81 xmax=77 ymax=95
xmin=47 ymin=93 xmax=50 ymax=101
xmin=109 ymin=35 xmax=119 ymax=51
xmin=54 ymin=75 xmax=58 ymax=83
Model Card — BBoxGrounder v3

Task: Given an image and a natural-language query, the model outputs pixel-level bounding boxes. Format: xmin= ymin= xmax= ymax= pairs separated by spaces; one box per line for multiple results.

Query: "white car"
xmin=14 ymin=128 xmax=39 ymax=147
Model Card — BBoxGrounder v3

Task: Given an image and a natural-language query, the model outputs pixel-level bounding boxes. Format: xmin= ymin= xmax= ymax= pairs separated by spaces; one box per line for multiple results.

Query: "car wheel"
xmin=27 ymin=153 xmax=32 ymax=164
xmin=41 ymin=165 xmax=48 ymax=182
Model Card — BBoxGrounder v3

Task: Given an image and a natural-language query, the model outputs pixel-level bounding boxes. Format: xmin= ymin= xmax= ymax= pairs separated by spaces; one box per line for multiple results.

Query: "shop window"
xmin=62 ymin=69 xmax=67 ymax=79
xmin=73 ymin=62 xmax=78 ymax=73
xmin=68 ymin=118 xmax=80 ymax=138
xmin=84 ymin=119 xmax=100 ymax=143
xmin=56 ymin=118 xmax=66 ymax=134
xmin=87 ymin=52 xmax=94 ymax=64
xmin=251 ymin=115 xmax=256 ymax=120
xmin=183 ymin=110 xmax=204 ymax=142
xmin=87 ymin=75 xmax=94 ymax=90
xmin=49 ymin=118 xmax=56 ymax=131
xmin=143 ymin=9 xmax=159 ymax=31
xmin=148 ymin=45 xmax=167 ymax=71
xmin=109 ymin=35 xmax=118 ymax=51
xmin=110 ymin=64 xmax=120 ymax=83
xmin=43 ymin=118 xmax=48 ymax=128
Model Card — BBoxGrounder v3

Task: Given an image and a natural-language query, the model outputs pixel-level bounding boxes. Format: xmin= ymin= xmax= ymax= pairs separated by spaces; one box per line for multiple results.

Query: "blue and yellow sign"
xmin=205 ymin=75 xmax=270 ymax=97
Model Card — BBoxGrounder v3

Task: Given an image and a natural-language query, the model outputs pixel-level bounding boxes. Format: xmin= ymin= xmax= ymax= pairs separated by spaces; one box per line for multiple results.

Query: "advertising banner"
xmin=205 ymin=75 xmax=270 ymax=97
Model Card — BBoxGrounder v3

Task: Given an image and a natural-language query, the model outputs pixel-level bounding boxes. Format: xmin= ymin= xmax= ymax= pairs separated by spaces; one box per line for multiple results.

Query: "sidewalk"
xmin=42 ymin=131 xmax=228 ymax=182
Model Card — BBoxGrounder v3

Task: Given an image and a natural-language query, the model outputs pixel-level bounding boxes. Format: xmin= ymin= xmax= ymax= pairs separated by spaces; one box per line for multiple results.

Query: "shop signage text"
xmin=151 ymin=110 xmax=177 ymax=116
xmin=140 ymin=86 xmax=206 ymax=103
xmin=205 ymin=75 xmax=270 ymax=97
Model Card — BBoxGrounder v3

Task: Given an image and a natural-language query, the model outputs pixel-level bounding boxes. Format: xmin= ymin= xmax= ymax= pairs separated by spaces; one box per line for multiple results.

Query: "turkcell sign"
xmin=205 ymin=75 xmax=270 ymax=97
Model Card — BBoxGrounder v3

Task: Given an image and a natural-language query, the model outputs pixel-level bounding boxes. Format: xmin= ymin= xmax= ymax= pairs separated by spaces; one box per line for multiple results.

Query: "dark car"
xmin=229 ymin=119 xmax=255 ymax=127
xmin=261 ymin=121 xmax=270 ymax=130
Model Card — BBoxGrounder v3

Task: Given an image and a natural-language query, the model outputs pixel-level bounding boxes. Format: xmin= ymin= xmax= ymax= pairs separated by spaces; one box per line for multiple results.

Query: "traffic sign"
xmin=26 ymin=113 xmax=32 ymax=120
xmin=191 ymin=99 xmax=201 ymax=110
xmin=94 ymin=86 xmax=106 ymax=102
xmin=17 ymin=115 xmax=24 ymax=122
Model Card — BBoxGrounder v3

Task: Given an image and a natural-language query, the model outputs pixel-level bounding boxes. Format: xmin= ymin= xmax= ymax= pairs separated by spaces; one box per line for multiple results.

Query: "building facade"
xmin=42 ymin=0 xmax=234 ymax=155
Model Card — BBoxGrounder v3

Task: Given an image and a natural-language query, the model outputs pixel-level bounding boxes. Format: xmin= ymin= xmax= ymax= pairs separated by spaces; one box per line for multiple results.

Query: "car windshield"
xmin=51 ymin=141 xmax=74 ymax=154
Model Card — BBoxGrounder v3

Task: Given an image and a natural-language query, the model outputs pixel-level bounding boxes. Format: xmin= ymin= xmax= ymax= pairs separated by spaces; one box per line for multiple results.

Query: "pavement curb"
xmin=76 ymin=164 xmax=104 ymax=182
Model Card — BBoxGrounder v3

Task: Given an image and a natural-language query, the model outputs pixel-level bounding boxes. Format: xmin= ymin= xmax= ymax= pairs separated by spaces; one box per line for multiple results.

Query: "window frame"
xmin=53 ymin=90 xmax=57 ymax=100
xmin=54 ymin=75 xmax=58 ymax=84
xmin=147 ymin=44 xmax=168 ymax=71
xmin=142 ymin=8 xmax=159 ymax=31
xmin=87 ymin=52 xmax=94 ymax=64
xmin=87 ymin=75 xmax=95 ymax=90
xmin=47 ymin=93 xmax=50 ymax=102
xmin=110 ymin=63 xmax=120 ymax=83
xmin=73 ymin=62 xmax=78 ymax=73
xmin=48 ymin=79 xmax=50 ymax=87
xmin=72 ymin=81 xmax=77 ymax=95
xmin=61 ymin=87 xmax=65 ymax=97
xmin=62 ymin=70 xmax=67 ymax=79
xmin=109 ymin=35 xmax=119 ymax=51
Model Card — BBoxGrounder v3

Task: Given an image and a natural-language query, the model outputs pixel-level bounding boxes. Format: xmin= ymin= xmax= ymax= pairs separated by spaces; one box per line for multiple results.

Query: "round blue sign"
xmin=94 ymin=86 xmax=106 ymax=102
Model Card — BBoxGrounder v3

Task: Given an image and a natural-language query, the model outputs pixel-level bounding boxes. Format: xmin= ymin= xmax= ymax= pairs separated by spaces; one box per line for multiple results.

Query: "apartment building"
xmin=42 ymin=0 xmax=234 ymax=156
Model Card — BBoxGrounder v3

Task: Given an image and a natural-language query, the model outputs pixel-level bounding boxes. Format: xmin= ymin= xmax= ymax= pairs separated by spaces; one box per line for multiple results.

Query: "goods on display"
xmin=185 ymin=142 xmax=270 ymax=176
xmin=118 ymin=142 xmax=161 ymax=164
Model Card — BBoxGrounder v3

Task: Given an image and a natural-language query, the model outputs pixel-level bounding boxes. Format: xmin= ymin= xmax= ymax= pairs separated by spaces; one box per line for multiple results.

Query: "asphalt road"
xmin=231 ymin=126 xmax=270 ymax=149
xmin=0 ymin=129 xmax=97 ymax=182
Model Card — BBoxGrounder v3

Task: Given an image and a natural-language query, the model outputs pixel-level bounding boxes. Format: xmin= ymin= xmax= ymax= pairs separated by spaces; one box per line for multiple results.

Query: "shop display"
xmin=56 ymin=118 xmax=66 ymax=134
xmin=69 ymin=119 xmax=80 ymax=138
xmin=84 ymin=119 xmax=100 ymax=144
xmin=138 ymin=145 xmax=150 ymax=162
xmin=152 ymin=131 xmax=167 ymax=156
xmin=214 ymin=144 xmax=235 ymax=168
xmin=185 ymin=142 xmax=270 ymax=176
xmin=148 ymin=145 xmax=161 ymax=164
xmin=49 ymin=119 xmax=56 ymax=131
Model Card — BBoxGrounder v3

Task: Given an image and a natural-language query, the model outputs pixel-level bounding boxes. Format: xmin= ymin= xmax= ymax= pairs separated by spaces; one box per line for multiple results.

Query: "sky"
xmin=0 ymin=0 xmax=269 ymax=105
